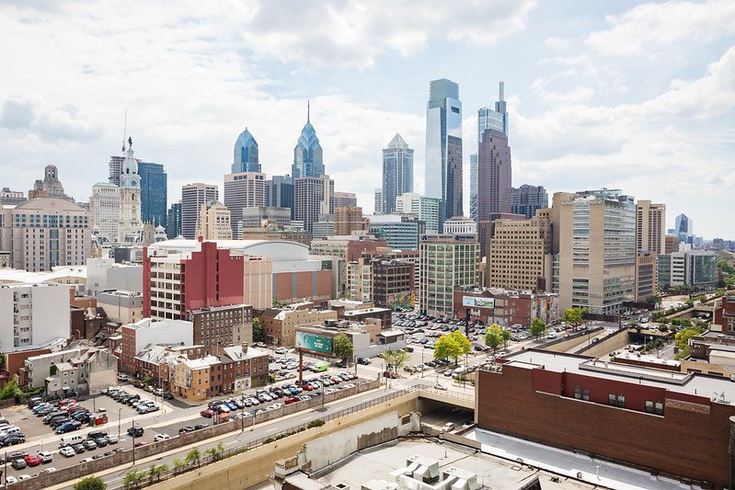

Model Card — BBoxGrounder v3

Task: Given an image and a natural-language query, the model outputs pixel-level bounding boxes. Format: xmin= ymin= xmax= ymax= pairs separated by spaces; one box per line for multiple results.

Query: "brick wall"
xmin=477 ymin=366 xmax=735 ymax=487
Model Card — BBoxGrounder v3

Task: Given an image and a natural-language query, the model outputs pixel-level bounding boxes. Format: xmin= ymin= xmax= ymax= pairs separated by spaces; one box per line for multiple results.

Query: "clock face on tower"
xmin=131 ymin=180 xmax=137 ymax=187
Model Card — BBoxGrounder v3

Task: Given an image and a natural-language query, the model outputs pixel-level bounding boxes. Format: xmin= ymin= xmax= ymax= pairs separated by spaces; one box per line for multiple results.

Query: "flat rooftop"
xmin=303 ymin=438 xmax=595 ymax=490
xmin=505 ymin=349 xmax=735 ymax=405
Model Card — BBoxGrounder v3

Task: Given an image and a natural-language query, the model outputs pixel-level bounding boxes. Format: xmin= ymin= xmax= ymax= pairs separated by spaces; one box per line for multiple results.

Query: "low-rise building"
xmin=23 ymin=347 xmax=117 ymax=395
xmin=188 ymin=304 xmax=253 ymax=348
xmin=97 ymin=290 xmax=144 ymax=324
xmin=453 ymin=286 xmax=560 ymax=326
xmin=120 ymin=318 xmax=194 ymax=375
xmin=0 ymin=282 xmax=70 ymax=351
xmin=86 ymin=257 xmax=142 ymax=296
xmin=259 ymin=308 xmax=338 ymax=347
xmin=658 ymin=250 xmax=718 ymax=292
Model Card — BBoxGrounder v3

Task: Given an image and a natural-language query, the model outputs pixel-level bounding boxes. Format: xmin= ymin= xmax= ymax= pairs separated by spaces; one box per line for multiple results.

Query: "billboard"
xmin=462 ymin=296 xmax=495 ymax=309
xmin=295 ymin=331 xmax=333 ymax=355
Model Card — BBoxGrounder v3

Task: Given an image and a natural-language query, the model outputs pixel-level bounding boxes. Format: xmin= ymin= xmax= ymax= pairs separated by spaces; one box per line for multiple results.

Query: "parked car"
xmin=24 ymin=454 xmax=42 ymax=467
xmin=38 ymin=451 xmax=54 ymax=463
xmin=11 ymin=458 xmax=27 ymax=470
xmin=178 ymin=426 xmax=194 ymax=434
xmin=127 ymin=426 xmax=144 ymax=437
xmin=200 ymin=408 xmax=214 ymax=418
xmin=153 ymin=433 xmax=171 ymax=442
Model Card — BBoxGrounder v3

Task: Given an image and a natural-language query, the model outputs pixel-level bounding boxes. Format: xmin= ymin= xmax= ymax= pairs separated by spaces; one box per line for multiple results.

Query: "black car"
xmin=163 ymin=392 xmax=174 ymax=400
xmin=178 ymin=426 xmax=194 ymax=434
xmin=193 ymin=423 xmax=208 ymax=430
xmin=2 ymin=433 xmax=26 ymax=446
xmin=127 ymin=426 xmax=144 ymax=437
xmin=2 ymin=451 xmax=28 ymax=463
xmin=94 ymin=437 xmax=108 ymax=448
xmin=71 ymin=443 xmax=86 ymax=454
xmin=11 ymin=458 xmax=26 ymax=470
xmin=87 ymin=430 xmax=107 ymax=440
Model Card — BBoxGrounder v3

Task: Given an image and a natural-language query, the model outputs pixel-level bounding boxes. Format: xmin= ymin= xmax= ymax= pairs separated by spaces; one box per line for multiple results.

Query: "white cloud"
xmin=586 ymin=0 xmax=735 ymax=56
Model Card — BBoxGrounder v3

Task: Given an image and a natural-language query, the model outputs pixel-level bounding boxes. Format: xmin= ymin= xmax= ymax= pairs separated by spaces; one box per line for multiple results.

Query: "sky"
xmin=0 ymin=0 xmax=733 ymax=238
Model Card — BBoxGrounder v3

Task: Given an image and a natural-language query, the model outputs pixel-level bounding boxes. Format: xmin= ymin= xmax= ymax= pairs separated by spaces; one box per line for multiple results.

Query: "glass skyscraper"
xmin=292 ymin=103 xmax=324 ymax=178
xmin=425 ymin=79 xmax=462 ymax=225
xmin=381 ymin=133 xmax=414 ymax=214
xmin=232 ymin=128 xmax=260 ymax=173
xmin=138 ymin=161 xmax=167 ymax=228
xmin=166 ymin=202 xmax=181 ymax=239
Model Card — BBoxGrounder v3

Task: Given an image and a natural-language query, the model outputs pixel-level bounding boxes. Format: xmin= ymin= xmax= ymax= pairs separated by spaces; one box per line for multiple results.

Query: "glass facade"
xmin=381 ymin=134 xmax=414 ymax=214
xmin=166 ymin=202 xmax=181 ymax=238
xmin=292 ymin=108 xmax=324 ymax=178
xmin=232 ymin=128 xmax=260 ymax=173
xmin=138 ymin=161 xmax=167 ymax=228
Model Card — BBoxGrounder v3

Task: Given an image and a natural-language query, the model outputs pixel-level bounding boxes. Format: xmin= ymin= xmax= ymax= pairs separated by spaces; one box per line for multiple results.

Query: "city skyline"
xmin=0 ymin=2 xmax=733 ymax=238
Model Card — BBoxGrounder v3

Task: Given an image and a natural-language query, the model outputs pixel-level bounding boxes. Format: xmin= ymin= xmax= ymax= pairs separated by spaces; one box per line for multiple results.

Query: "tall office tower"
xmin=196 ymin=201 xmax=233 ymax=240
xmin=374 ymin=189 xmax=384 ymax=214
xmin=333 ymin=192 xmax=357 ymax=209
xmin=395 ymin=192 xmax=441 ymax=234
xmin=550 ymin=189 xmax=636 ymax=314
xmin=166 ymin=202 xmax=181 ymax=239
xmin=181 ymin=183 xmax=218 ymax=239
xmin=469 ymin=154 xmax=478 ymax=221
xmin=89 ymin=182 xmax=120 ymax=243
xmin=636 ymin=200 xmax=666 ymax=254
xmin=675 ymin=214 xmax=694 ymax=244
xmin=232 ymin=128 xmax=260 ymax=173
xmin=478 ymin=82 xmax=509 ymax=138
xmin=477 ymin=129 xmax=511 ymax=221
xmin=117 ymin=145 xmax=144 ymax=243
xmin=334 ymin=207 xmax=364 ymax=236
xmin=511 ymin=185 xmax=548 ymax=219
xmin=381 ymin=134 xmax=414 ymax=214
xmin=292 ymin=103 xmax=324 ymax=178
xmin=419 ymin=234 xmax=479 ymax=317
xmin=267 ymin=175 xmax=294 ymax=218
xmin=485 ymin=212 xmax=552 ymax=291
xmin=138 ymin=162 xmax=167 ymax=228
xmin=108 ymin=156 xmax=125 ymax=186
xmin=224 ymin=172 xmax=266 ymax=238
xmin=664 ymin=234 xmax=679 ymax=254
xmin=0 ymin=198 xmax=90 ymax=271
xmin=294 ymin=175 xmax=333 ymax=233
xmin=425 ymin=78 xmax=463 ymax=226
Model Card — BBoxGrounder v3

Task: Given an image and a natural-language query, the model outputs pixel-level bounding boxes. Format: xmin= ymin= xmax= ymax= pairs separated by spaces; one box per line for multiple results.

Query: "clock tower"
xmin=117 ymin=138 xmax=144 ymax=243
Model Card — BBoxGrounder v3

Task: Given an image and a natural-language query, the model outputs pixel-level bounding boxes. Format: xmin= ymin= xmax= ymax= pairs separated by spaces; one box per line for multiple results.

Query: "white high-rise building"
xmin=89 ymin=182 xmax=120 ymax=243
xmin=0 ymin=283 xmax=70 ymax=350
xmin=395 ymin=192 xmax=441 ymax=234
xmin=181 ymin=183 xmax=218 ymax=239
xmin=117 ymin=143 xmax=144 ymax=243
xmin=224 ymin=172 xmax=266 ymax=238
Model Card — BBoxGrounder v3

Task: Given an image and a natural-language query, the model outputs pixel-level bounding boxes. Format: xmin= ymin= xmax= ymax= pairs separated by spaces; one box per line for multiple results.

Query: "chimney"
xmin=242 ymin=342 xmax=248 ymax=354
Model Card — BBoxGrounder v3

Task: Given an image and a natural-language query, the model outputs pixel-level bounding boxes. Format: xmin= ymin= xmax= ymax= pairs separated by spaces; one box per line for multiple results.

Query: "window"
xmin=617 ymin=395 xmax=625 ymax=408
xmin=655 ymin=402 xmax=663 ymax=415
xmin=645 ymin=401 xmax=653 ymax=413
xmin=583 ymin=389 xmax=589 ymax=401
xmin=574 ymin=386 xmax=581 ymax=399
xmin=608 ymin=394 xmax=616 ymax=406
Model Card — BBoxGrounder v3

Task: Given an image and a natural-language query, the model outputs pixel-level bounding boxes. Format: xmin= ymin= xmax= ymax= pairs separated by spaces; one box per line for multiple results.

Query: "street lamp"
xmin=117 ymin=407 xmax=122 ymax=438
xmin=240 ymin=394 xmax=246 ymax=432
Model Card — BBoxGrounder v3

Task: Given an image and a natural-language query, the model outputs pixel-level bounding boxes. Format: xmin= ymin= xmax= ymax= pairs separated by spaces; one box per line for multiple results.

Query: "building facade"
xmin=188 ymin=304 xmax=253 ymax=348
xmin=224 ymin=171 xmax=266 ymax=238
xmin=181 ymin=183 xmax=218 ymax=239
xmin=334 ymin=206 xmax=364 ymax=236
xmin=117 ymin=146 xmax=144 ymax=243
xmin=373 ymin=188 xmax=383 ymax=215
xmin=442 ymin=216 xmax=476 ymax=235
xmin=0 ymin=282 xmax=70 ymax=350
xmin=196 ymin=201 xmax=233 ymax=240
xmin=511 ymin=185 xmax=548 ymax=219
xmin=368 ymin=214 xmax=424 ymax=251
xmin=333 ymin=192 xmax=357 ymax=209
xmin=395 ymin=192 xmax=440 ymax=234
xmin=453 ymin=287 xmax=560 ymax=326
xmin=425 ymin=79 xmax=463 ymax=227
xmin=477 ymin=129 xmax=512 ymax=221
xmin=381 ymin=134 xmax=414 ymax=214
xmin=292 ymin=106 xmax=324 ymax=178
xmin=241 ymin=206 xmax=292 ymax=229
xmin=138 ymin=161 xmax=167 ymax=228
xmin=294 ymin=175 xmax=334 ymax=233
xmin=266 ymin=175 xmax=294 ymax=218
xmin=636 ymin=200 xmax=666 ymax=255
xmin=166 ymin=202 xmax=181 ymax=239
xmin=658 ymin=251 xmax=718 ymax=291
xmin=418 ymin=234 xmax=479 ymax=317
xmin=89 ymin=182 xmax=120 ymax=243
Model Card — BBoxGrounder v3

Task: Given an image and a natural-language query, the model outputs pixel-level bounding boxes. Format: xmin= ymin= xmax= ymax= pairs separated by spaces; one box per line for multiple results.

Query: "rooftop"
xmin=504 ymin=349 xmax=735 ymax=405
xmin=0 ymin=266 xmax=86 ymax=284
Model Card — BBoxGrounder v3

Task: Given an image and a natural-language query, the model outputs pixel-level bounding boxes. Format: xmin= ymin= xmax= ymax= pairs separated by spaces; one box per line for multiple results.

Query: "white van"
xmin=59 ymin=434 xmax=85 ymax=447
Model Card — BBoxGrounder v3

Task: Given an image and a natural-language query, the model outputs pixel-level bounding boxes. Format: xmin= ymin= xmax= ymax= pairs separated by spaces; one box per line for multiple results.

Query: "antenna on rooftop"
xmin=121 ymin=109 xmax=128 ymax=154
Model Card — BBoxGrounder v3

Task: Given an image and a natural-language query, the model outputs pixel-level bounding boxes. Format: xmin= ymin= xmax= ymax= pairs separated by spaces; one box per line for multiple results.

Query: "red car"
xmin=284 ymin=397 xmax=299 ymax=405
xmin=24 ymin=455 xmax=42 ymax=467
xmin=199 ymin=409 xmax=214 ymax=418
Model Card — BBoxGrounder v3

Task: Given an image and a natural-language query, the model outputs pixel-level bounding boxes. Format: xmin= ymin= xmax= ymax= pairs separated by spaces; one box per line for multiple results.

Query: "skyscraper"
xmin=425 ymin=79 xmax=463 ymax=225
xmin=181 ymin=183 xmax=218 ymax=239
xmin=294 ymin=175 xmax=333 ymax=233
xmin=224 ymin=172 xmax=267 ymax=238
xmin=108 ymin=156 xmax=125 ymax=186
xmin=511 ymin=185 xmax=548 ymax=219
xmin=333 ymin=192 xmax=357 ymax=209
xmin=381 ymin=134 xmax=414 ymax=214
xmin=138 ymin=161 xmax=167 ymax=228
xmin=675 ymin=214 xmax=694 ymax=244
xmin=166 ymin=202 xmax=181 ymax=239
xmin=636 ymin=200 xmax=666 ymax=254
xmin=374 ymin=189 xmax=384 ymax=215
xmin=469 ymin=153 xmax=478 ymax=221
xmin=476 ymin=82 xmax=512 ymax=222
xmin=267 ymin=175 xmax=294 ymax=218
xmin=117 ymin=143 xmax=144 ymax=243
xmin=89 ymin=182 xmax=120 ymax=243
xmin=232 ymin=128 xmax=260 ymax=173
xmin=292 ymin=103 xmax=324 ymax=178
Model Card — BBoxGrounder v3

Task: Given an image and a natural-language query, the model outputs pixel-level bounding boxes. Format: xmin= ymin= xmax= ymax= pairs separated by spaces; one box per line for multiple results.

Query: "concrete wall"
xmin=149 ymin=391 xmax=420 ymax=490
xmin=541 ymin=327 xmax=604 ymax=353
xmin=575 ymin=328 xmax=630 ymax=357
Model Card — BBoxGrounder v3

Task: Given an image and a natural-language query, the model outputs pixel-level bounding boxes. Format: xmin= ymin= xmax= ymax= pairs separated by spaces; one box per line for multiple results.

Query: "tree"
xmin=74 ymin=476 xmax=107 ymax=490
xmin=718 ymin=259 xmax=735 ymax=275
xmin=562 ymin=308 xmax=586 ymax=329
xmin=148 ymin=464 xmax=166 ymax=483
xmin=332 ymin=333 xmax=354 ymax=362
xmin=0 ymin=375 xmax=19 ymax=400
xmin=173 ymin=458 xmax=186 ymax=474
xmin=530 ymin=318 xmax=547 ymax=339
xmin=252 ymin=317 xmax=265 ymax=343
xmin=272 ymin=296 xmax=283 ymax=308
xmin=123 ymin=470 xmax=145 ymax=490
xmin=434 ymin=330 xmax=471 ymax=366
xmin=382 ymin=350 xmax=410 ymax=373
xmin=185 ymin=448 xmax=201 ymax=468
xmin=205 ymin=442 xmax=225 ymax=462
xmin=143 ymin=375 xmax=154 ymax=386
xmin=484 ymin=324 xmax=509 ymax=353
xmin=645 ymin=295 xmax=662 ymax=307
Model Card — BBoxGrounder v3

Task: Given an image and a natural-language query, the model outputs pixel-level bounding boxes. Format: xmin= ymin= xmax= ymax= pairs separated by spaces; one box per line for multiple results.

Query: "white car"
xmin=59 ymin=446 xmax=76 ymax=457
xmin=107 ymin=434 xmax=119 ymax=444
xmin=17 ymin=475 xmax=31 ymax=481
xmin=153 ymin=433 xmax=171 ymax=442
xmin=5 ymin=476 xmax=17 ymax=484
xmin=80 ymin=457 xmax=94 ymax=463
xmin=43 ymin=467 xmax=57 ymax=473
xmin=38 ymin=451 xmax=54 ymax=463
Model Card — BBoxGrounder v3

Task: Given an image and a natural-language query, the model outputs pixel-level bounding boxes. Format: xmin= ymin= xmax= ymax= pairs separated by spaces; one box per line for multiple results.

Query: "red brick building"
xmin=453 ymin=286 xmax=559 ymax=326
xmin=714 ymin=296 xmax=735 ymax=333
xmin=477 ymin=349 xmax=735 ymax=488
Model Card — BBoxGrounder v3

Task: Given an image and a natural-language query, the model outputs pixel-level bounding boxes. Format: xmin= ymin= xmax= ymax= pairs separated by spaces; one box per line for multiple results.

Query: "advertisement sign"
xmin=462 ymin=296 xmax=495 ymax=309
xmin=295 ymin=331 xmax=333 ymax=355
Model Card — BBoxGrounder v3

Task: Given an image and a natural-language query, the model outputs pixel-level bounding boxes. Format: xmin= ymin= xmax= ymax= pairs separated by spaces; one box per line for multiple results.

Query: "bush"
xmin=307 ymin=419 xmax=325 ymax=428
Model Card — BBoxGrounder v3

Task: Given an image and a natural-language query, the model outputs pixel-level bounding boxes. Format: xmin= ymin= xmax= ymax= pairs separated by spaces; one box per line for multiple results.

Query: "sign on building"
xmin=295 ymin=331 xmax=333 ymax=355
xmin=462 ymin=296 xmax=495 ymax=309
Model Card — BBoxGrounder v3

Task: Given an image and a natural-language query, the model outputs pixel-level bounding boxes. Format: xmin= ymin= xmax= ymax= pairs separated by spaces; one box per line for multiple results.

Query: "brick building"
xmin=259 ymin=308 xmax=338 ymax=347
xmin=476 ymin=349 xmax=735 ymax=488
xmin=453 ymin=286 xmax=559 ymax=326
xmin=188 ymin=304 xmax=253 ymax=348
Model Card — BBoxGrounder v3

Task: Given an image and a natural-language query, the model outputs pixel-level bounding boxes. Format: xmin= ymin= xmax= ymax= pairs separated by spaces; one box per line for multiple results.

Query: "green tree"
xmin=272 ymin=296 xmax=283 ymax=308
xmin=186 ymin=448 xmax=201 ymax=468
xmin=74 ymin=476 xmax=107 ymax=490
xmin=173 ymin=458 xmax=186 ymax=474
xmin=252 ymin=317 xmax=265 ymax=343
xmin=382 ymin=349 xmax=410 ymax=373
xmin=148 ymin=464 xmax=166 ymax=483
xmin=645 ymin=295 xmax=662 ymax=307
xmin=484 ymin=324 xmax=509 ymax=353
xmin=332 ymin=333 xmax=354 ymax=362
xmin=123 ymin=470 xmax=145 ymax=490
xmin=0 ymin=352 xmax=5 ymax=370
xmin=530 ymin=318 xmax=547 ymax=339
xmin=143 ymin=375 xmax=154 ymax=386
xmin=718 ymin=259 xmax=735 ymax=275
xmin=0 ymin=375 xmax=19 ymax=400
xmin=562 ymin=308 xmax=587 ymax=329
xmin=434 ymin=330 xmax=471 ymax=366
